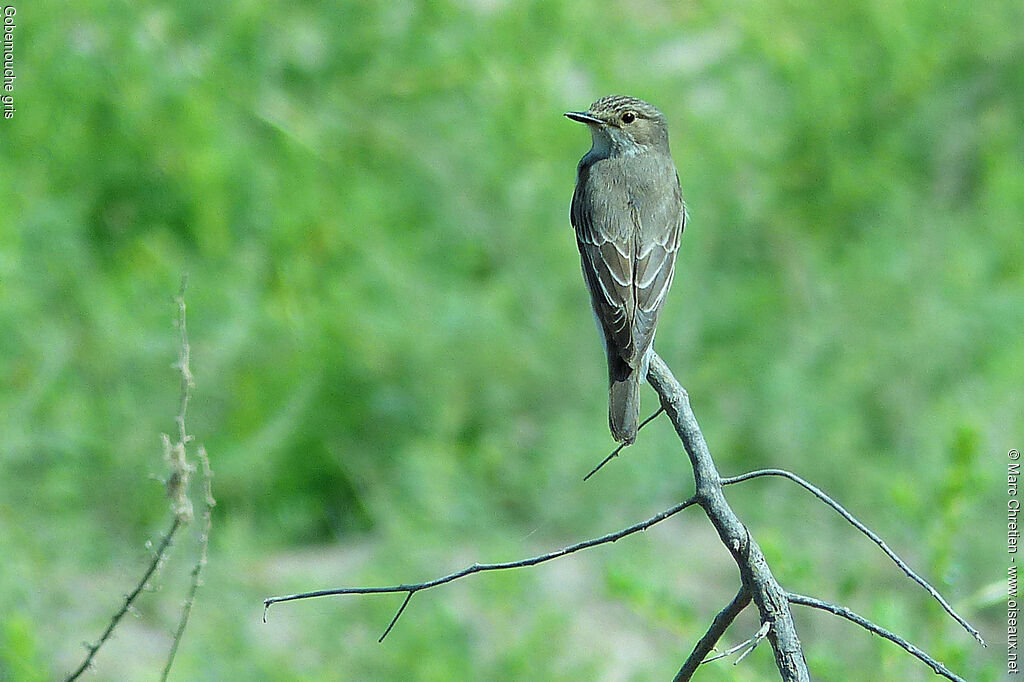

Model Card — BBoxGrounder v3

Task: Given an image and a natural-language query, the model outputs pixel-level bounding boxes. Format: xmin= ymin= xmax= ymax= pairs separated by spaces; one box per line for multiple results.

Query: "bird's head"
xmin=565 ymin=95 xmax=670 ymax=157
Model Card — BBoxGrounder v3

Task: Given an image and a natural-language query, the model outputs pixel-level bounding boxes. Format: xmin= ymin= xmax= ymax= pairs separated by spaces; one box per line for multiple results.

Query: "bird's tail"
xmin=608 ymin=358 xmax=641 ymax=445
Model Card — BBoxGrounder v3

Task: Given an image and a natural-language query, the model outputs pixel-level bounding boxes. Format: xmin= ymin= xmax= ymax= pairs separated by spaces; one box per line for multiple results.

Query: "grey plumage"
xmin=567 ymin=96 xmax=685 ymax=444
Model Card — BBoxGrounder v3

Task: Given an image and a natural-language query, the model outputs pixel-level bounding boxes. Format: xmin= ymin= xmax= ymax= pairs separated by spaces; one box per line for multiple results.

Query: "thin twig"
xmin=166 ymin=280 xmax=195 ymax=526
xmin=161 ymin=446 xmax=215 ymax=681
xmin=66 ymin=278 xmax=204 ymax=681
xmin=674 ymin=586 xmax=751 ymax=681
xmin=701 ymin=618 xmax=771 ymax=664
xmin=160 ymin=277 xmax=209 ymax=681
xmin=64 ymin=517 xmax=182 ymax=681
xmin=378 ymin=592 xmax=413 ymax=643
xmin=732 ymin=620 xmax=771 ymax=664
xmin=787 ymin=593 xmax=966 ymax=682
xmin=722 ymin=468 xmax=984 ymax=646
xmin=263 ymin=495 xmax=699 ymax=631
xmin=583 ymin=407 xmax=665 ymax=481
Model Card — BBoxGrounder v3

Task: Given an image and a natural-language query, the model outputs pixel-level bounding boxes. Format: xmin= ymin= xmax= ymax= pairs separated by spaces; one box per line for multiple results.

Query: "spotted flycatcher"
xmin=566 ymin=95 xmax=685 ymax=444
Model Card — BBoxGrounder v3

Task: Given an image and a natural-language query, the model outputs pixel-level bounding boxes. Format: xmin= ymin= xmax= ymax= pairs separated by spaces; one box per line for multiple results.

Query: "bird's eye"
xmin=621 ymin=111 xmax=636 ymax=124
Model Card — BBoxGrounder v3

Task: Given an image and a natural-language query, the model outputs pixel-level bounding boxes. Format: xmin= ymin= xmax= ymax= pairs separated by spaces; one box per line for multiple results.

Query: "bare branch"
xmin=674 ymin=586 xmax=751 ymax=681
xmin=646 ymin=354 xmax=810 ymax=681
xmin=583 ymin=407 xmax=665 ymax=481
xmin=64 ymin=517 xmax=182 ymax=681
xmin=722 ymin=468 xmax=984 ymax=646
xmin=266 ymin=349 xmax=975 ymax=681
xmin=66 ymin=278 xmax=208 ymax=681
xmin=263 ymin=495 xmax=699 ymax=631
xmin=787 ymin=593 xmax=966 ymax=682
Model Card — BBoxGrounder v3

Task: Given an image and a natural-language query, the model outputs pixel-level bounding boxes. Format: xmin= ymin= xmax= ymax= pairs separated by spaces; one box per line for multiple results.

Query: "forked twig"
xmin=674 ymin=586 xmax=751 ymax=681
xmin=644 ymin=355 xmax=809 ymax=680
xmin=65 ymin=517 xmax=182 ymax=681
xmin=263 ymin=495 xmax=699 ymax=637
xmin=722 ymin=468 xmax=984 ymax=646
xmin=66 ymin=279 xmax=211 ymax=682
xmin=266 ymin=352 xmax=979 ymax=680
xmin=702 ymin=619 xmax=771 ymax=664
xmin=787 ymin=593 xmax=966 ymax=682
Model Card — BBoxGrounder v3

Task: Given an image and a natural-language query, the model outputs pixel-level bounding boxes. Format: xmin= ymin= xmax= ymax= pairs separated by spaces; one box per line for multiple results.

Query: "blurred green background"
xmin=1 ymin=0 xmax=1020 ymax=679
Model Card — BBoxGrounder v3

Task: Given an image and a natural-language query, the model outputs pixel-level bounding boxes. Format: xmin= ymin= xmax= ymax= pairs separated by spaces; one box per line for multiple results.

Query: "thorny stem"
xmin=64 ymin=517 xmax=182 ymax=681
xmin=66 ymin=278 xmax=212 ymax=681
xmin=161 ymin=446 xmax=215 ymax=681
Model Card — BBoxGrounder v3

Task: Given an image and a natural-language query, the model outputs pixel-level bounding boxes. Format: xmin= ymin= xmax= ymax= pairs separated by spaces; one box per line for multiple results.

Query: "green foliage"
xmin=1 ymin=0 xmax=1019 ymax=678
xmin=0 ymin=616 xmax=46 ymax=682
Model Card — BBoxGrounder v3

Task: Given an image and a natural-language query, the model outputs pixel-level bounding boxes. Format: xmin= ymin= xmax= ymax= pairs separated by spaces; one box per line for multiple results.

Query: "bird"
xmin=566 ymin=95 xmax=685 ymax=445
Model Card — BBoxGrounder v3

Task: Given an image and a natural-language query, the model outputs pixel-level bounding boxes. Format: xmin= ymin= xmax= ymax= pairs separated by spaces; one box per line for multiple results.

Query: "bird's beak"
xmin=564 ymin=111 xmax=604 ymax=126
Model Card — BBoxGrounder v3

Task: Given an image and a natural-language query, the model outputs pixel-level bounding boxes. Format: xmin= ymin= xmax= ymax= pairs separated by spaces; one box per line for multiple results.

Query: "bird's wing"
xmin=571 ymin=168 xmax=637 ymax=367
xmin=631 ymin=173 xmax=685 ymax=360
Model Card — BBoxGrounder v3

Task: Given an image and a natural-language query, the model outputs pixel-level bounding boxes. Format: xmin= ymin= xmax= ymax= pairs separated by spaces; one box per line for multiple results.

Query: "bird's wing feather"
xmin=631 ymin=174 xmax=685 ymax=358
xmin=571 ymin=167 xmax=637 ymax=364
xmin=572 ymin=163 xmax=684 ymax=370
